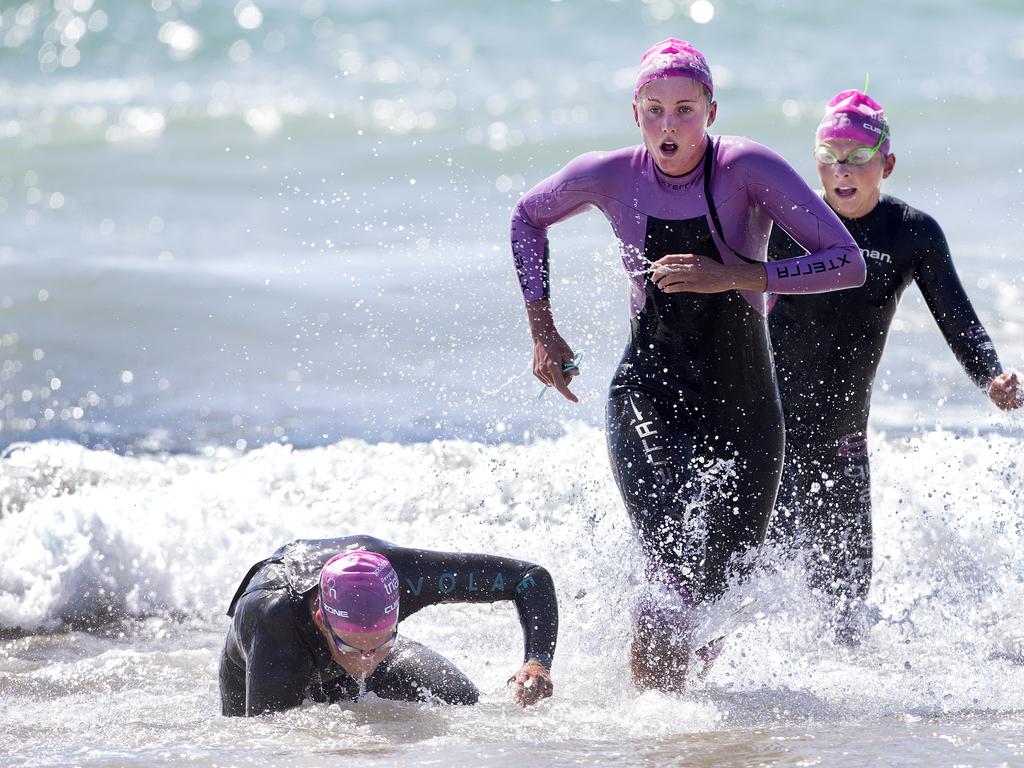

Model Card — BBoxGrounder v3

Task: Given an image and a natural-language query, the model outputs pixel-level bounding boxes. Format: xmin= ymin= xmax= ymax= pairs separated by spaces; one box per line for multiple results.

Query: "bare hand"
xmin=650 ymin=253 xmax=767 ymax=294
xmin=988 ymin=370 xmax=1023 ymax=411
xmin=532 ymin=333 xmax=578 ymax=403
xmin=507 ymin=660 xmax=553 ymax=707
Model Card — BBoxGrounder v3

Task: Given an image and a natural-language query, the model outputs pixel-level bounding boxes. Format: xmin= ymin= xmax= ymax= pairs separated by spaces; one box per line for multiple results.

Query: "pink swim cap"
xmin=319 ymin=550 xmax=400 ymax=634
xmin=816 ymin=89 xmax=891 ymax=155
xmin=633 ymin=38 xmax=713 ymax=103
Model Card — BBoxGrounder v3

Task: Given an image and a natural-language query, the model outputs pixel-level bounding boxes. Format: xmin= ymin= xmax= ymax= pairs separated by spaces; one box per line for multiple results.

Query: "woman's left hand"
xmin=651 ymin=253 xmax=767 ymax=294
xmin=988 ymin=370 xmax=1023 ymax=411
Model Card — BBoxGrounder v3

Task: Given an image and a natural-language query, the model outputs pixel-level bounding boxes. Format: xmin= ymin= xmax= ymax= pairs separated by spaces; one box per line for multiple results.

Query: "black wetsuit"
xmin=219 ymin=535 xmax=558 ymax=716
xmin=768 ymin=194 xmax=1003 ymax=619
xmin=605 ymin=242 xmax=788 ymax=604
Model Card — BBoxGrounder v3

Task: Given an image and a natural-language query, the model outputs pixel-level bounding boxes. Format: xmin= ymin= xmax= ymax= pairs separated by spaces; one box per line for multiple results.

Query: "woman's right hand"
xmin=532 ymin=332 xmax=578 ymax=403
xmin=526 ymin=300 xmax=579 ymax=403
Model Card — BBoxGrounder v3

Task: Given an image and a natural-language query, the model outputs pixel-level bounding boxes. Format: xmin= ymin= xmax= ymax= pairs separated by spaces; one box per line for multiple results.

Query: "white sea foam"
xmin=1 ymin=428 xmax=1023 ymax=766
xmin=1 ymin=427 xmax=1021 ymax=700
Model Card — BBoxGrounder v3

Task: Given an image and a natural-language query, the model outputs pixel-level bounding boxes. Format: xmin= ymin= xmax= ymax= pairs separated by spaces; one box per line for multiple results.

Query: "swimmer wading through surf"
xmin=509 ymin=38 xmax=866 ymax=690
xmin=767 ymin=89 xmax=1023 ymax=642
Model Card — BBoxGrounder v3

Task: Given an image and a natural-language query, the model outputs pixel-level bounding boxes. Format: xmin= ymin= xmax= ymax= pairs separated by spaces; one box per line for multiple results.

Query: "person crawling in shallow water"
xmin=218 ymin=535 xmax=557 ymax=716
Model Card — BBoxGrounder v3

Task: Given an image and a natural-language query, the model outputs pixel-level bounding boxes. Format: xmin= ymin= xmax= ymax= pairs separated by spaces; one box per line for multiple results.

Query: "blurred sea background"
xmin=1 ymin=1 xmax=1023 ymax=766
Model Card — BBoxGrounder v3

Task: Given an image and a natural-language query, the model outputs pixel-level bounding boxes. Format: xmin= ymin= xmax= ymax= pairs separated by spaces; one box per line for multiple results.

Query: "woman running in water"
xmin=767 ymin=90 xmax=1022 ymax=643
xmin=509 ymin=39 xmax=865 ymax=691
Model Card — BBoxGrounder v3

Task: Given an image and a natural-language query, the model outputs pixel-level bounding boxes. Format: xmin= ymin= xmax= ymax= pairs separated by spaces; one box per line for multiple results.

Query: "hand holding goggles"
xmin=537 ymin=352 xmax=584 ymax=399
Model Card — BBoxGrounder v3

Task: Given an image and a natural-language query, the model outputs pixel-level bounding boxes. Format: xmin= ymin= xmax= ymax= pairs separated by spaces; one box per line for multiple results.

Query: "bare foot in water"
xmin=630 ymin=618 xmax=690 ymax=693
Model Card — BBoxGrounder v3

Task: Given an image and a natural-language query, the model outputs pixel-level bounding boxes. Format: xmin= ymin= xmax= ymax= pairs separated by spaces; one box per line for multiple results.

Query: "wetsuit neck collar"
xmin=824 ymin=191 xmax=884 ymax=223
xmin=650 ymin=134 xmax=710 ymax=192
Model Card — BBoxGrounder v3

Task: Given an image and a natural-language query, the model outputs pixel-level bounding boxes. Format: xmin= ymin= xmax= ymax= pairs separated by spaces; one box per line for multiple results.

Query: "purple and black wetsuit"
xmin=511 ymin=135 xmax=864 ymax=603
xmin=767 ymin=194 xmax=1004 ymax=632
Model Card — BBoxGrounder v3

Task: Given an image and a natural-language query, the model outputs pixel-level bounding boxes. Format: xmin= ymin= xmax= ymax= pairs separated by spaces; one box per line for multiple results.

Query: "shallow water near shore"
xmin=2 ymin=429 xmax=1024 ymax=766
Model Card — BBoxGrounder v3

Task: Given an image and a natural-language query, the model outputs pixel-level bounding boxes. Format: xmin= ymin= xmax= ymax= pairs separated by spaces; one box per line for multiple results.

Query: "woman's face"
xmin=816 ymin=137 xmax=896 ymax=219
xmin=312 ymin=594 xmax=397 ymax=680
xmin=635 ymin=76 xmax=716 ymax=176
xmin=323 ymin=624 xmax=396 ymax=680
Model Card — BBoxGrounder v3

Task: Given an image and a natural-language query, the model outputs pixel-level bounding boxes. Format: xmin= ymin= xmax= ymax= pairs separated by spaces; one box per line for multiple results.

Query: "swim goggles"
xmin=329 ymin=626 xmax=398 ymax=656
xmin=814 ymin=129 xmax=888 ymax=166
xmin=537 ymin=352 xmax=584 ymax=399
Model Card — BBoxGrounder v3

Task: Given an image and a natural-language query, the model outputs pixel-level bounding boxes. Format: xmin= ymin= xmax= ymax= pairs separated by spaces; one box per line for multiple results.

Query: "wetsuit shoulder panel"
xmin=227 ymin=535 xmax=397 ymax=615
xmin=511 ymin=147 xmax=640 ymax=302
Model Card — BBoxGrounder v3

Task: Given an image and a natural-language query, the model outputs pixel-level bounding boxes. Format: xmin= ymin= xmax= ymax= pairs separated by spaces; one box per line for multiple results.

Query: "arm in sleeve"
xmin=913 ymin=217 xmax=1003 ymax=389
xmin=394 ymin=548 xmax=559 ymax=670
xmin=738 ymin=144 xmax=865 ymax=294
xmin=233 ymin=591 xmax=314 ymax=716
xmin=766 ymin=220 xmax=805 ymax=263
xmin=763 ymin=222 xmax=807 ymax=314
xmin=506 ymin=560 xmax=558 ymax=670
xmin=510 ymin=152 xmax=608 ymax=302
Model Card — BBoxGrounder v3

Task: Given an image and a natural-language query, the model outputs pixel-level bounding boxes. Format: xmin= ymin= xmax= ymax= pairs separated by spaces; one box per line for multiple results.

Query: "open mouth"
xmin=660 ymin=139 xmax=678 ymax=156
xmin=834 ymin=186 xmax=857 ymax=199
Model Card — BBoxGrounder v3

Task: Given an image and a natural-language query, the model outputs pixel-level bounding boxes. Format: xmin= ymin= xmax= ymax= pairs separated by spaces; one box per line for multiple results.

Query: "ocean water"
xmin=1 ymin=0 xmax=1023 ymax=765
